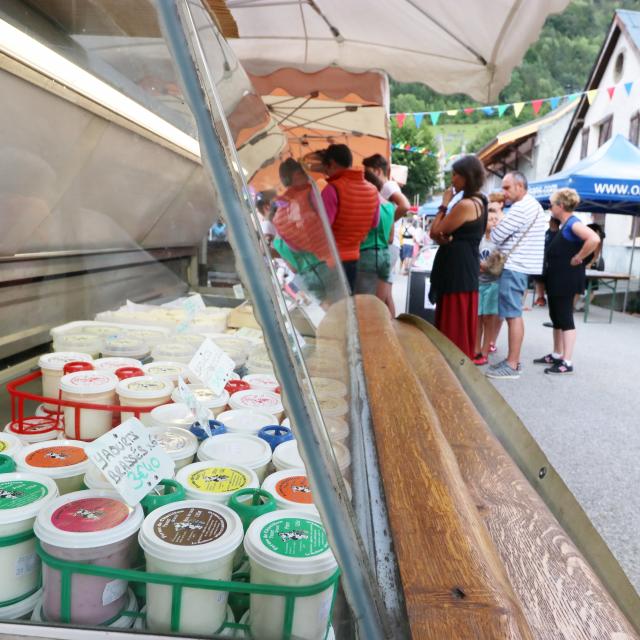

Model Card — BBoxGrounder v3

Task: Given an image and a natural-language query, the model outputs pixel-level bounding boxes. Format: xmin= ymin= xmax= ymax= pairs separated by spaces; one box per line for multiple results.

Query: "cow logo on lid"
xmin=52 ymin=497 xmax=129 ymax=532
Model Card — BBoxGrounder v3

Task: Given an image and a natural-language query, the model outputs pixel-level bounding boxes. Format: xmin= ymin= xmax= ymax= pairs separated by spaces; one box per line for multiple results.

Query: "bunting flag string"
xmin=391 ymin=79 xmax=636 ymax=127
xmin=391 ymin=143 xmax=438 ymax=157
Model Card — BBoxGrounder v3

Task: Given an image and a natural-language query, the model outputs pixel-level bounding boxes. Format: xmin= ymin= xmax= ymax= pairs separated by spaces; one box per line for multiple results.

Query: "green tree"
xmin=390 ymin=120 xmax=439 ymax=202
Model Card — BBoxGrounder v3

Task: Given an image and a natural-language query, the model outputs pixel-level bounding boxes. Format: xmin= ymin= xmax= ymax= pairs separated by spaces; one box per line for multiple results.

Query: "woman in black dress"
xmin=429 ymin=155 xmax=487 ymax=358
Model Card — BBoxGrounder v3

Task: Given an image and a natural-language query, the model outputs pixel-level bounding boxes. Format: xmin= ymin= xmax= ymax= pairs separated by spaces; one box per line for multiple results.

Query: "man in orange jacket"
xmin=320 ymin=144 xmax=380 ymax=293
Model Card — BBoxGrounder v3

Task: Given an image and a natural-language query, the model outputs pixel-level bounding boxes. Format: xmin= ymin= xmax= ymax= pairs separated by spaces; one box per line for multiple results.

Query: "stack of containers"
xmin=197 ymin=434 xmax=272 ymax=482
xmin=38 ymin=353 xmax=93 ymax=411
xmin=4 ymin=418 xmax=61 ymax=445
xmin=229 ymin=390 xmax=284 ymax=423
xmin=116 ymin=377 xmax=174 ymax=426
xmin=217 ymin=410 xmax=278 ymax=436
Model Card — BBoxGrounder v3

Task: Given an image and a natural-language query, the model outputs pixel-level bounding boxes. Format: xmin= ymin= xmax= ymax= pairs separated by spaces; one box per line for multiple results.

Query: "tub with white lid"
xmin=272 ymin=440 xmax=304 ymax=472
xmin=149 ymin=403 xmax=213 ymax=430
xmin=309 ymin=377 xmax=348 ymax=399
xmin=142 ymin=361 xmax=187 ymax=386
xmin=34 ymin=405 xmax=64 ymax=429
xmin=261 ymin=468 xmax=317 ymax=513
xmin=217 ymin=409 xmax=278 ymax=436
xmin=0 ymin=432 xmax=23 ymax=458
xmin=318 ymin=396 xmax=348 ymax=420
xmin=59 ymin=371 xmax=118 ymax=440
xmin=0 ymin=473 xmax=58 ymax=605
xmin=31 ymin=587 xmax=137 ymax=628
xmin=151 ymin=342 xmax=196 ymax=364
xmin=83 ymin=462 xmax=113 ymax=491
xmin=236 ymin=610 xmax=335 ymax=640
xmin=0 ymin=587 xmax=42 ymax=620
xmin=176 ymin=461 xmax=259 ymax=504
xmin=53 ymin=333 xmax=103 ymax=358
xmin=229 ymin=390 xmax=284 ymax=421
xmin=15 ymin=440 xmax=89 ymax=494
xmin=116 ymin=376 xmax=174 ymax=426
xmin=93 ymin=357 xmax=142 ymax=374
xmin=124 ymin=327 xmax=168 ymax=346
xmin=171 ymin=384 xmax=229 ymax=416
xmin=283 ymin=417 xmax=349 ymax=443
xmin=34 ymin=489 xmax=143 ymax=625
xmin=5 ymin=417 xmax=60 ymax=444
xmin=138 ymin=500 xmax=243 ymax=635
xmin=146 ymin=426 xmax=198 ymax=470
xmin=197 ymin=433 xmax=272 ymax=482
xmin=101 ymin=336 xmax=149 ymax=360
xmin=242 ymin=373 xmax=279 ymax=393
xmin=244 ymin=509 xmax=338 ymax=640
xmin=133 ymin=604 xmax=236 ymax=635
xmin=38 ymin=352 xmax=94 ymax=411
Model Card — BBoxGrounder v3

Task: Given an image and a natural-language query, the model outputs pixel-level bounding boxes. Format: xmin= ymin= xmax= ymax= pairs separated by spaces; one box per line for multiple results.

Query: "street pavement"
xmin=393 ymin=273 xmax=640 ymax=593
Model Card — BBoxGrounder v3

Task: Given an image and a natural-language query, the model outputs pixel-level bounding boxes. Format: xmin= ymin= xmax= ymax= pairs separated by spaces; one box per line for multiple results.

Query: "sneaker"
xmin=533 ymin=353 xmax=561 ymax=365
xmin=473 ymin=354 xmax=488 ymax=366
xmin=489 ymin=343 xmax=497 ymax=353
xmin=485 ymin=361 xmax=520 ymax=379
xmin=545 ymin=361 xmax=573 ymax=375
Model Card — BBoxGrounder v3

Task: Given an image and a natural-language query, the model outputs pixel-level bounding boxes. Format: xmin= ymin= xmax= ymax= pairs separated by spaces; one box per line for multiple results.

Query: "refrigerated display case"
xmin=1 ymin=2 xmax=639 ymax=640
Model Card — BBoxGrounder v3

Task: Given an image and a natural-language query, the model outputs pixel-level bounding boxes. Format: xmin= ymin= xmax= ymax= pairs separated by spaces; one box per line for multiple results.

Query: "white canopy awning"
xmin=226 ymin=0 xmax=570 ymax=102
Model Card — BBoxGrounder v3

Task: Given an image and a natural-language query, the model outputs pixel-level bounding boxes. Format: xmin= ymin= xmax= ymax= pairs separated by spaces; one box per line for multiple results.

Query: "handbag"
xmin=483 ymin=213 xmax=540 ymax=277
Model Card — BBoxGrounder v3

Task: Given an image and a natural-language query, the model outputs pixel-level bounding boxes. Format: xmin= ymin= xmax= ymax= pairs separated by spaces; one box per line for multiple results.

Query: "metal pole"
xmin=623 ymin=217 xmax=638 ymax=313
xmin=155 ymin=3 xmax=392 ymax=638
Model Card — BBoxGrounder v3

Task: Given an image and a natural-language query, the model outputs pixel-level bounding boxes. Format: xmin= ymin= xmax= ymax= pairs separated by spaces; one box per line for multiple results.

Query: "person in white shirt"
xmin=485 ymin=171 xmax=545 ymax=380
xmin=363 ymin=154 xmax=410 ymax=220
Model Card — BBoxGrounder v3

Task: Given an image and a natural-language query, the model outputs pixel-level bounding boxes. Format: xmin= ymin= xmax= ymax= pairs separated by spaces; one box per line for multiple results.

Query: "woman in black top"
xmin=429 ymin=155 xmax=488 ymax=358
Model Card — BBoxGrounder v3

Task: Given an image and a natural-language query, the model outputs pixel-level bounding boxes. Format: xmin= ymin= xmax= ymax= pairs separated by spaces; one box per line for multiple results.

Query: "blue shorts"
xmin=498 ymin=269 xmax=529 ymax=318
xmin=400 ymin=244 xmax=414 ymax=260
xmin=479 ymin=281 xmax=499 ymax=316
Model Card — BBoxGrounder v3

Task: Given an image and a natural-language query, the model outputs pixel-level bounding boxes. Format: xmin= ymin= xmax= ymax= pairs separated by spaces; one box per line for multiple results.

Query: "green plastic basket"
xmin=36 ymin=541 xmax=340 ymax=639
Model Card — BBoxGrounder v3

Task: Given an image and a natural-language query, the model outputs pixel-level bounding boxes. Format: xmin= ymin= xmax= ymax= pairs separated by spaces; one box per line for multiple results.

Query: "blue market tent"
xmin=529 ymin=134 xmax=640 ymax=214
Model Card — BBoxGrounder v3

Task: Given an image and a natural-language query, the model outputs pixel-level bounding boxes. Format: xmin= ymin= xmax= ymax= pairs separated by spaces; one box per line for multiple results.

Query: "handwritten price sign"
xmin=188 ymin=338 xmax=235 ymax=396
xmin=85 ymin=418 xmax=175 ymax=506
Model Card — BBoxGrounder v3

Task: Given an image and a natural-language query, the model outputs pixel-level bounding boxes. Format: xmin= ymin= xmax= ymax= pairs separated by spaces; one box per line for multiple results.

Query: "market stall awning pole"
xmin=156 ymin=2 xmax=393 ymax=638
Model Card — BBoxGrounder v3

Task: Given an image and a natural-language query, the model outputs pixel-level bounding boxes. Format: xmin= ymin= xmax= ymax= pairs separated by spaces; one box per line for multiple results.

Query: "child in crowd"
xmin=473 ymin=202 xmax=503 ymax=365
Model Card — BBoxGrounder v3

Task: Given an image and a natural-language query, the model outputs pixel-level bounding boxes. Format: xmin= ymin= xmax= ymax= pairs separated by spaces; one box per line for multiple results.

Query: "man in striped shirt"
xmin=486 ymin=171 xmax=545 ymax=380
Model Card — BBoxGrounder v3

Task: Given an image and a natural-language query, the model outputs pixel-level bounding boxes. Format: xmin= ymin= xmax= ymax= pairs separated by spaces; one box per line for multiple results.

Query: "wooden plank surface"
xmin=393 ymin=317 xmax=638 ymax=640
xmin=355 ymin=296 xmax=533 ymax=639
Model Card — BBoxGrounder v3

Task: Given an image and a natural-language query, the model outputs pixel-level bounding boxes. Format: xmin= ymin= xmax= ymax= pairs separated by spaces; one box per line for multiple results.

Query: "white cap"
xmin=34 ymin=489 xmax=143 ymax=549
xmin=229 ymin=390 xmax=283 ymax=416
xmin=197 ymin=433 xmax=271 ymax=471
xmin=318 ymin=396 xmax=348 ymax=419
xmin=309 ymin=377 xmax=348 ymax=399
xmin=146 ymin=426 xmax=198 ymax=462
xmin=5 ymin=417 xmax=60 ymax=443
xmin=272 ymin=440 xmax=304 ymax=471
xmin=15 ymin=440 xmax=89 ymax=479
xmin=150 ymin=403 xmax=212 ymax=429
xmin=102 ymin=336 xmax=149 ymax=359
xmin=93 ymin=357 xmax=142 ymax=373
xmin=0 ymin=472 xmax=59 ymax=524
xmin=171 ymin=385 xmax=229 ymax=411
xmin=142 ymin=361 xmax=187 ymax=384
xmin=138 ymin=500 xmax=243 ymax=563
xmin=151 ymin=342 xmax=196 ymax=362
xmin=0 ymin=431 xmax=23 ymax=457
xmin=242 ymin=374 xmax=279 ymax=393
xmin=53 ymin=334 xmax=103 ymax=354
xmin=217 ymin=409 xmax=278 ymax=436
xmin=244 ymin=509 xmax=337 ymax=574
xmin=38 ymin=352 xmax=93 ymax=371
xmin=59 ymin=371 xmax=118 ymax=395
xmin=116 ymin=376 xmax=174 ymax=400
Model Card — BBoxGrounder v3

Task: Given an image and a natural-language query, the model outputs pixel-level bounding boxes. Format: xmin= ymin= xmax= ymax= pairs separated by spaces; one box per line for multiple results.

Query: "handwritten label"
xmin=188 ymin=338 xmax=235 ymax=396
xmin=175 ymin=294 xmax=206 ymax=334
xmin=233 ymin=284 xmax=245 ymax=299
xmin=85 ymin=419 xmax=175 ymax=506
xmin=177 ymin=375 xmax=211 ymax=436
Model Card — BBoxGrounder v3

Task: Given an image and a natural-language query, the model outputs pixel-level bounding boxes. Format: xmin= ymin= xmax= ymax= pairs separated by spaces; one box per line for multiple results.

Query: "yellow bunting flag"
xmin=587 ymin=89 xmax=598 ymax=104
xmin=512 ymin=102 xmax=525 ymax=118
xmin=446 ymin=110 xmax=458 ymax=116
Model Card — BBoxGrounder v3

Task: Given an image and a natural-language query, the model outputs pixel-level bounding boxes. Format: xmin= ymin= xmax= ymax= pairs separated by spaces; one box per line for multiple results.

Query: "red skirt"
xmin=435 ymin=291 xmax=479 ymax=359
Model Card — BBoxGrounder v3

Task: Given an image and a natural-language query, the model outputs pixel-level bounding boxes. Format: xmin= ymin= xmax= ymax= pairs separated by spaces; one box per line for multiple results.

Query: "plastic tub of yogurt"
xmin=15 ymin=441 xmax=89 ymax=495
xmin=31 ymin=587 xmax=137 ymax=628
xmin=0 ymin=587 xmax=42 ymax=620
xmin=217 ymin=409 xmax=278 ymax=436
xmin=59 ymin=371 xmax=118 ymax=440
xmin=197 ymin=434 xmax=272 ymax=482
xmin=138 ymin=500 xmax=243 ymax=635
xmin=151 ymin=342 xmax=196 ymax=365
xmin=150 ymin=403 xmax=213 ymax=430
xmin=147 ymin=426 xmax=198 ymax=471
xmin=272 ymin=440 xmax=304 ymax=472
xmin=318 ymin=396 xmax=349 ymax=420
xmin=38 ymin=352 xmax=94 ymax=411
xmin=242 ymin=374 xmax=279 ymax=393
xmin=309 ymin=377 xmax=348 ymax=399
xmin=102 ymin=336 xmax=149 ymax=360
xmin=244 ymin=510 xmax=338 ymax=640
xmin=229 ymin=390 xmax=284 ymax=422
xmin=142 ymin=361 xmax=187 ymax=386
xmin=235 ymin=610 xmax=335 ymax=640
xmin=171 ymin=385 xmax=229 ymax=417
xmin=261 ymin=469 xmax=317 ymax=513
xmin=0 ymin=473 xmax=58 ymax=605
xmin=53 ymin=334 xmax=103 ymax=358
xmin=284 ymin=417 xmax=349 ymax=443
xmin=93 ymin=357 xmax=142 ymax=375
xmin=176 ymin=461 xmax=259 ymax=504
xmin=116 ymin=376 xmax=174 ymax=426
xmin=133 ymin=604 xmax=236 ymax=635
xmin=34 ymin=490 xmax=143 ymax=625
xmin=5 ymin=418 xmax=60 ymax=444
xmin=0 ymin=432 xmax=23 ymax=459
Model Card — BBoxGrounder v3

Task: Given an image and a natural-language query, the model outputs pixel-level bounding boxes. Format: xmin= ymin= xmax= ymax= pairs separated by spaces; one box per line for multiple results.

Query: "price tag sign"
xmin=233 ymin=284 xmax=245 ymax=299
xmin=177 ymin=375 xmax=211 ymax=436
xmin=85 ymin=419 xmax=175 ymax=506
xmin=175 ymin=294 xmax=206 ymax=334
xmin=188 ymin=338 xmax=235 ymax=396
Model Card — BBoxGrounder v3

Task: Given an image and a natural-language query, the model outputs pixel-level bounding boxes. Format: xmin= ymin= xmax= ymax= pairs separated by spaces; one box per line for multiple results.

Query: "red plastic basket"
xmin=7 ymin=371 xmax=167 ymax=442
